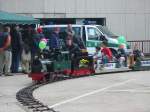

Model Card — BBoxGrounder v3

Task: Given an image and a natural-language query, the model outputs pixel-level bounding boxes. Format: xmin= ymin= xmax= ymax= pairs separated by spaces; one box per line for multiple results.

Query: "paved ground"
xmin=0 ymin=74 xmax=31 ymax=112
xmin=34 ymin=71 xmax=150 ymax=112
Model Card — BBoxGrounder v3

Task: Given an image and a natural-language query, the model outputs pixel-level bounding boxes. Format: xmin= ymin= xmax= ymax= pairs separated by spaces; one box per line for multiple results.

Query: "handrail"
xmin=127 ymin=40 xmax=150 ymax=56
xmin=128 ymin=40 xmax=150 ymax=42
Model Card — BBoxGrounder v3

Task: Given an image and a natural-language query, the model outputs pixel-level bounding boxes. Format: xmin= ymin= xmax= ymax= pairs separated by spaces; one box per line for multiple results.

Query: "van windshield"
xmin=97 ymin=25 xmax=118 ymax=38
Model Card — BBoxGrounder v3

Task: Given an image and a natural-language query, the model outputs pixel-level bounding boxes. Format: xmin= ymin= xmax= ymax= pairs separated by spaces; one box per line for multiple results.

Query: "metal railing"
xmin=127 ymin=40 xmax=150 ymax=56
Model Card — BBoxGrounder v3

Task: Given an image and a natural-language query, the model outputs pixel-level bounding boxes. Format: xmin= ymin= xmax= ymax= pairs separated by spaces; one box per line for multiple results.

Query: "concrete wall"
xmin=0 ymin=0 xmax=150 ymax=41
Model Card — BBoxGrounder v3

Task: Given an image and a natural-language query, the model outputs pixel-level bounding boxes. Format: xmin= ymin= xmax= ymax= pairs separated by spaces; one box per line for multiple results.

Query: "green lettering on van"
xmin=86 ymin=41 xmax=101 ymax=47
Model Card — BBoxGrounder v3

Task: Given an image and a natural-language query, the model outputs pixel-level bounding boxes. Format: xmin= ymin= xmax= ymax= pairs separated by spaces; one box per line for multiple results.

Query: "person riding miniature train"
xmin=93 ymin=46 xmax=102 ymax=69
xmin=65 ymin=34 xmax=93 ymax=75
xmin=116 ymin=44 xmax=127 ymax=67
xmin=101 ymin=41 xmax=113 ymax=67
xmin=65 ymin=33 xmax=81 ymax=73
xmin=133 ymin=43 xmax=144 ymax=62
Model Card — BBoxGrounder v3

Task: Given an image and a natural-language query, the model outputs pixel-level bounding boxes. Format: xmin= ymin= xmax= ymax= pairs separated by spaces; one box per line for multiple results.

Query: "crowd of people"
xmin=0 ymin=24 xmax=144 ymax=76
xmin=93 ymin=41 xmax=144 ymax=69
xmin=0 ymin=25 xmax=44 ymax=76
xmin=0 ymin=24 xmax=78 ymax=76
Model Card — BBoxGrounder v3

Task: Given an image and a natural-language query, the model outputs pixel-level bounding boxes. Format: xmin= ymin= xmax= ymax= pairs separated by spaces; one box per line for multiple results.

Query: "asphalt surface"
xmin=34 ymin=71 xmax=150 ymax=112
xmin=0 ymin=74 xmax=31 ymax=112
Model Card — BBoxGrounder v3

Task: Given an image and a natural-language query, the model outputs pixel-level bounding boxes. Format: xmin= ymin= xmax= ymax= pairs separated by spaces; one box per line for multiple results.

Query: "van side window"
xmin=87 ymin=27 xmax=102 ymax=41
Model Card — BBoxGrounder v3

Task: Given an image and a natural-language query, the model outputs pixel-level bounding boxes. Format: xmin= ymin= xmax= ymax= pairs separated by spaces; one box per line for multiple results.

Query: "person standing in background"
xmin=22 ymin=26 xmax=36 ymax=61
xmin=11 ymin=26 xmax=23 ymax=73
xmin=21 ymin=36 xmax=31 ymax=74
xmin=66 ymin=24 xmax=75 ymax=37
xmin=0 ymin=26 xmax=12 ymax=76
xmin=64 ymin=24 xmax=75 ymax=43
xmin=49 ymin=27 xmax=60 ymax=50
xmin=21 ymin=26 xmax=38 ymax=74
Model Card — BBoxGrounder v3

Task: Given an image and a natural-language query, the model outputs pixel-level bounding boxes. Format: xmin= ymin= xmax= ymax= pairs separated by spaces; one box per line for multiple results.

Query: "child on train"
xmin=101 ymin=41 xmax=113 ymax=66
xmin=93 ymin=46 xmax=102 ymax=69
xmin=116 ymin=44 xmax=127 ymax=67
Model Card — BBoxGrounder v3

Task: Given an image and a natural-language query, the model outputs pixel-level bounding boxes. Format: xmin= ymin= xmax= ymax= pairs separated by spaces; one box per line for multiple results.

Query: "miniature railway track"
xmin=16 ymin=83 xmax=57 ymax=112
xmin=16 ymin=75 xmax=69 ymax=112
xmin=16 ymin=69 xmax=132 ymax=112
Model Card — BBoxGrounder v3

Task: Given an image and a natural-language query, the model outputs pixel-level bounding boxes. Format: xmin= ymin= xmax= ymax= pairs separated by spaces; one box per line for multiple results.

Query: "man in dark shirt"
xmin=11 ymin=26 xmax=23 ymax=73
xmin=66 ymin=35 xmax=80 ymax=56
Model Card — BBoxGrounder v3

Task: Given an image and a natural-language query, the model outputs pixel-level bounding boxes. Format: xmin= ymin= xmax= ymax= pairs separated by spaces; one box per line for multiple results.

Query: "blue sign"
xmin=141 ymin=60 xmax=150 ymax=66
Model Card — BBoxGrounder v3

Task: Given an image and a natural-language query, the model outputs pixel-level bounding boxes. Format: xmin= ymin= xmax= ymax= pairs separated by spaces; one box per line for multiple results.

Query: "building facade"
xmin=0 ymin=0 xmax=150 ymax=41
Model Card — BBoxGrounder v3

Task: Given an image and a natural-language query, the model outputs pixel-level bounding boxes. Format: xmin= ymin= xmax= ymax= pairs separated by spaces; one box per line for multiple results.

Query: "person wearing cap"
xmin=37 ymin=27 xmax=45 ymax=40
xmin=33 ymin=27 xmax=45 ymax=44
xmin=31 ymin=27 xmax=45 ymax=58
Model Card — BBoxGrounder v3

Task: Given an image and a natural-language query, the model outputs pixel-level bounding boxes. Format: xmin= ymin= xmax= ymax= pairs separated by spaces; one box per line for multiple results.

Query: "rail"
xmin=16 ymin=83 xmax=57 ymax=112
xmin=127 ymin=40 xmax=150 ymax=56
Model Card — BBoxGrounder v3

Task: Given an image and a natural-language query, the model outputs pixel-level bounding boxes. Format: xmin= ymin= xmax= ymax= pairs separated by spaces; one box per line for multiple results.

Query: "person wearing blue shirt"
xmin=49 ymin=27 xmax=60 ymax=50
